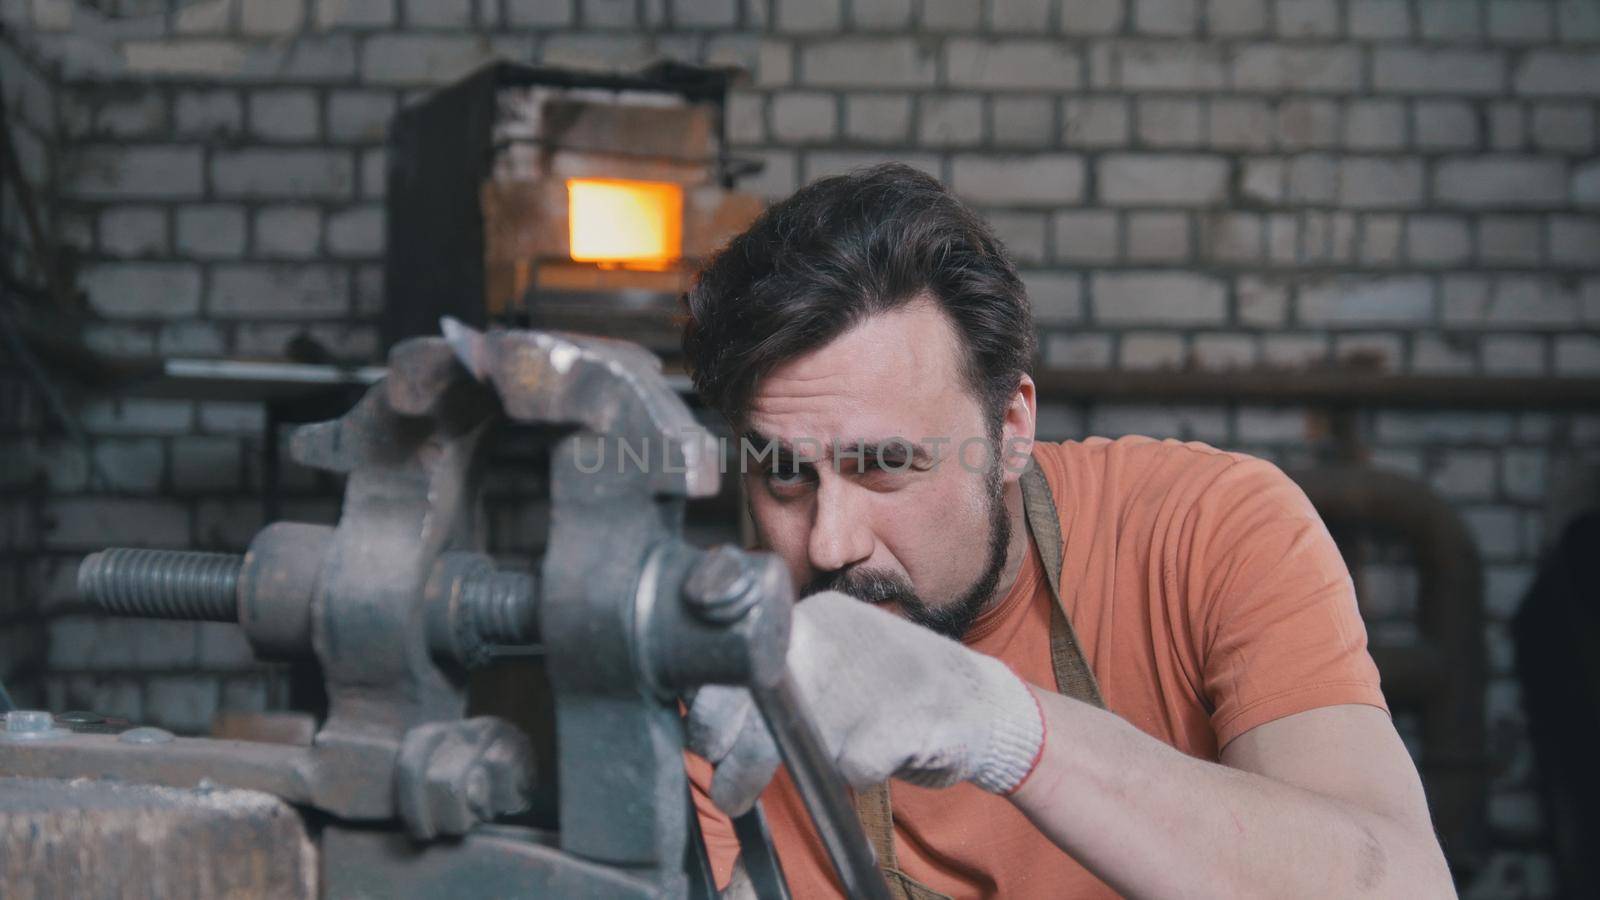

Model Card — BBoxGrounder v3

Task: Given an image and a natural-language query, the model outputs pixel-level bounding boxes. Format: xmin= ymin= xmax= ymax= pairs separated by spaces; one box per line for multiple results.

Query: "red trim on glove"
xmin=1002 ymin=689 xmax=1048 ymax=797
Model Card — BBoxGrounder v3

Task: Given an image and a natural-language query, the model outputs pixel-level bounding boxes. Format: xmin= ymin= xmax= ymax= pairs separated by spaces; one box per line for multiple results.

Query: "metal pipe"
xmin=1031 ymin=367 xmax=1600 ymax=410
xmin=749 ymin=674 xmax=891 ymax=900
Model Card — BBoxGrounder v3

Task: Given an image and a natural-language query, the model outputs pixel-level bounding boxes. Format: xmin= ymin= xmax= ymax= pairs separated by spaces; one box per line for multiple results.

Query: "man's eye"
xmin=853 ymin=454 xmax=915 ymax=478
xmin=765 ymin=467 xmax=813 ymax=491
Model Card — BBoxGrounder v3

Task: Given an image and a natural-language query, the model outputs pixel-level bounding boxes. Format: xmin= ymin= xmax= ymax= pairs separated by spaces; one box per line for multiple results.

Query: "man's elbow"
xmin=1360 ymin=814 xmax=1454 ymax=899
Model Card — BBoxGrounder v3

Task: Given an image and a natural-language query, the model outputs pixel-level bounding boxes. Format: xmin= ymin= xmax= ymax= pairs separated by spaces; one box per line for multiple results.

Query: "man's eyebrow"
xmin=736 ymin=425 xmax=812 ymax=454
xmin=834 ymin=439 xmax=933 ymax=465
xmin=739 ymin=430 xmax=932 ymax=465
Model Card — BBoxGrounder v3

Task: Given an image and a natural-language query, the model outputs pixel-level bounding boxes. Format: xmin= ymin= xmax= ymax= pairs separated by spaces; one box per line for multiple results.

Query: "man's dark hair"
xmin=682 ymin=163 xmax=1035 ymax=431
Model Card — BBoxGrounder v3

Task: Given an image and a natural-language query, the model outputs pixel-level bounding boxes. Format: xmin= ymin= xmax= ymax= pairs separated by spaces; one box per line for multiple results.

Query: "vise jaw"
xmin=2 ymin=322 xmax=884 ymax=899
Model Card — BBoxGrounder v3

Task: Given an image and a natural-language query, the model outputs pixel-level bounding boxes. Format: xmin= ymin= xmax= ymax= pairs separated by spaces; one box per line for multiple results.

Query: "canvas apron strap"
xmin=1020 ymin=458 xmax=1106 ymax=711
xmin=851 ymin=458 xmax=1105 ymax=900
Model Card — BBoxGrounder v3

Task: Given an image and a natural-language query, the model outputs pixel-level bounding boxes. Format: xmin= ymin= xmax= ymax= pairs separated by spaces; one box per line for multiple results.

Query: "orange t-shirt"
xmin=688 ymin=436 xmax=1388 ymax=899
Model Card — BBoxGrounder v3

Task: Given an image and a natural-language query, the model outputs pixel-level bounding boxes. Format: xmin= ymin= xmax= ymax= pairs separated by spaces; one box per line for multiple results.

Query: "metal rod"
xmin=78 ymin=548 xmax=243 ymax=622
xmin=685 ymin=782 xmax=719 ymax=900
xmin=464 ymin=570 xmax=541 ymax=646
xmin=732 ymin=804 xmax=793 ymax=900
xmin=749 ymin=674 xmax=891 ymax=900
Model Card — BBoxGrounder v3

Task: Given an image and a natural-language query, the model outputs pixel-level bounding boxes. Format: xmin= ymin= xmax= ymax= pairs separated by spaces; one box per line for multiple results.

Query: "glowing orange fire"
xmin=566 ymin=178 xmax=683 ymax=269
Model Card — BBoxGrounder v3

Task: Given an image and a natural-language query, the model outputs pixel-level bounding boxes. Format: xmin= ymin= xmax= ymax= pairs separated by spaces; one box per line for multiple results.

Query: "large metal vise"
xmin=0 ymin=323 xmax=888 ymax=899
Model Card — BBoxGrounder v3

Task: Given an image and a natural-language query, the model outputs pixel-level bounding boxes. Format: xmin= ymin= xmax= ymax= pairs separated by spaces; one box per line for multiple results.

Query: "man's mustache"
xmin=801 ymin=567 xmax=917 ymax=606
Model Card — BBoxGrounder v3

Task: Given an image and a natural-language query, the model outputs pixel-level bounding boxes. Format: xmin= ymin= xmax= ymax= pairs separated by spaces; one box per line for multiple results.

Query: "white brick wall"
xmin=770 ymin=91 xmax=836 ymax=142
xmin=951 ymin=153 xmax=1084 ymax=204
xmin=247 ymin=89 xmax=320 ymax=141
xmin=1099 ymin=154 xmax=1228 ymax=205
xmin=1298 ymin=275 xmax=1435 ymax=326
xmin=1435 ymin=157 xmax=1569 ymax=208
xmin=1091 ymin=272 xmax=1227 ymax=324
xmin=208 ymin=264 xmax=349 ymax=318
xmin=800 ymin=38 xmax=935 ymax=87
xmin=946 ymin=39 xmax=1081 ymax=90
xmin=174 ymin=89 xmax=243 ymax=137
xmin=1338 ymin=157 xmax=1425 ymax=209
xmin=1232 ymin=45 xmax=1361 ymax=93
xmin=849 ymin=0 xmax=911 ymax=30
xmin=80 ymin=263 xmax=203 ymax=319
xmin=211 ymin=149 xmax=354 ymax=198
xmin=71 ymin=146 xmax=205 ymax=199
xmin=1375 ymin=48 xmax=1506 ymax=95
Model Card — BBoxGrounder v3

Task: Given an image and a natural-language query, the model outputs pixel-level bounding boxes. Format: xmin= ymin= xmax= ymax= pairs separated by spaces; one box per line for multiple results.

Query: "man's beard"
xmin=800 ymin=463 xmax=1012 ymax=641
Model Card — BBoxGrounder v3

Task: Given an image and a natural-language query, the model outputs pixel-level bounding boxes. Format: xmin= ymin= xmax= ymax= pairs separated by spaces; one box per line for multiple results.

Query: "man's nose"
xmin=807 ymin=475 xmax=873 ymax=574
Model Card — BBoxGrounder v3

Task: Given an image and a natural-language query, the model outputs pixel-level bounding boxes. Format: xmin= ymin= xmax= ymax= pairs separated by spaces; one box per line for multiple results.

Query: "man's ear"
xmin=999 ymin=374 xmax=1037 ymax=484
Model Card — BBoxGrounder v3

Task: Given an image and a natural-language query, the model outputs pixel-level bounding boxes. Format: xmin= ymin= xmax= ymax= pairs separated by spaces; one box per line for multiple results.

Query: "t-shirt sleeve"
xmin=686 ymin=749 xmax=741 ymax=890
xmin=1180 ymin=457 xmax=1388 ymax=749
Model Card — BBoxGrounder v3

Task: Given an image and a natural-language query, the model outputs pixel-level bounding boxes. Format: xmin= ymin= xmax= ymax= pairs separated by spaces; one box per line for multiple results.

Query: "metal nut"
xmin=683 ymin=545 xmax=757 ymax=623
xmin=6 ymin=710 xmax=51 ymax=733
xmin=1 ymin=710 xmax=70 ymax=742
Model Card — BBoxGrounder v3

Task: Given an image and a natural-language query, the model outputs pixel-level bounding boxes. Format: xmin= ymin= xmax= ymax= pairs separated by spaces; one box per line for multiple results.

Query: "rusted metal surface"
xmin=290 ymin=336 xmax=501 ymax=750
xmin=424 ymin=551 xmax=541 ymax=669
xmin=443 ymin=320 xmax=721 ymax=498
xmin=446 ymin=323 xmax=720 ymax=879
xmin=0 ymin=776 xmax=316 ymax=899
xmin=448 ymin=322 xmax=884 ymax=896
xmin=1291 ymin=465 xmax=1488 ymax=872
xmin=33 ymin=333 xmax=533 ymax=837
xmin=394 ymin=716 xmax=534 ymax=841
xmin=0 ymin=730 xmax=329 ymax=808
xmin=57 ymin=338 xmax=532 ymax=833
xmin=10 ymin=321 xmax=885 ymax=898
xmin=1034 ymin=366 xmax=1600 ymax=409
xmin=321 ymin=825 xmax=661 ymax=899
xmin=210 ymin=711 xmax=317 ymax=746
xmin=237 ymin=522 xmax=330 ymax=660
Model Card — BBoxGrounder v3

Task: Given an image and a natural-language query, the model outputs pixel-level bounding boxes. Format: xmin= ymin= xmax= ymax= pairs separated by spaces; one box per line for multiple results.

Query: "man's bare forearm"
xmin=1009 ymin=687 xmax=1453 ymax=899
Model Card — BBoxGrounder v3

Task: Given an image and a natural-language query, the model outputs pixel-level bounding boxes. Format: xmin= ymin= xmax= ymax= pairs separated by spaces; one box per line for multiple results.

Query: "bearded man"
xmin=680 ymin=164 xmax=1452 ymax=899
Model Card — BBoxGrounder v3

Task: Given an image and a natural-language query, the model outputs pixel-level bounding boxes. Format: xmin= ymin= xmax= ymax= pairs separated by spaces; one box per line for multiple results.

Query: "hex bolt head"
xmin=0 ymin=710 xmax=69 ymax=743
xmin=682 ymin=545 xmax=757 ymax=623
xmin=5 ymin=710 xmax=53 ymax=733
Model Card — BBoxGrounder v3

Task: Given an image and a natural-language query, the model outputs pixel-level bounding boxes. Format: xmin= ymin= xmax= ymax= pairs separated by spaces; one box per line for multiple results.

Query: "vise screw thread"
xmin=78 ymin=548 xmax=242 ymax=622
xmin=463 ymin=570 xmax=538 ymax=646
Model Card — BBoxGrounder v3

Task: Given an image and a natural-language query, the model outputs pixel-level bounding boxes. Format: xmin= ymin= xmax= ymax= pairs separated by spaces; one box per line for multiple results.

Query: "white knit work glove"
xmin=686 ymin=590 xmax=1045 ymax=816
